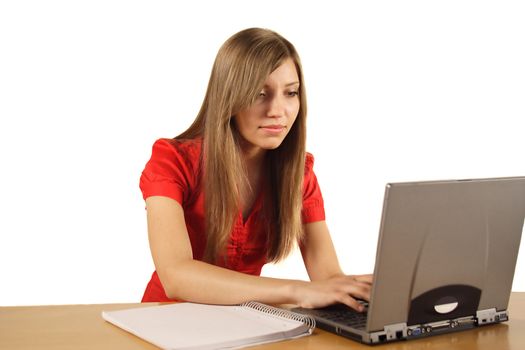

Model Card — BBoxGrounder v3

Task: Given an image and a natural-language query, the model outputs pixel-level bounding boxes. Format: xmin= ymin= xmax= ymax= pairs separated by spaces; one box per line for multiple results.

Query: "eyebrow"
xmin=262 ymin=81 xmax=300 ymax=88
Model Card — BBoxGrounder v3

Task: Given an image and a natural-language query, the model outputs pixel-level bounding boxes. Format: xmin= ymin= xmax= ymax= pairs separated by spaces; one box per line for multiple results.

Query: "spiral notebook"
xmin=102 ymin=302 xmax=315 ymax=350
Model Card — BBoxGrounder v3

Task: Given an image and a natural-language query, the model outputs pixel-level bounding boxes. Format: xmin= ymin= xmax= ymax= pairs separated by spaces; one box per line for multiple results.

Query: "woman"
xmin=140 ymin=27 xmax=372 ymax=311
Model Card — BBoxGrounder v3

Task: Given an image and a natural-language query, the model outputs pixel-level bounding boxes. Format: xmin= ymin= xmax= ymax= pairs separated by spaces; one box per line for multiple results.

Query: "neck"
xmin=238 ymin=138 xmax=266 ymax=172
xmin=243 ymin=148 xmax=266 ymax=171
xmin=239 ymin=141 xmax=266 ymax=199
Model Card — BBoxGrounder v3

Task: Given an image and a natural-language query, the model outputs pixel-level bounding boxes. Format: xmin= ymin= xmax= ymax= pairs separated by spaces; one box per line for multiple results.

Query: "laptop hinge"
xmin=381 ymin=323 xmax=407 ymax=342
xmin=476 ymin=308 xmax=508 ymax=325
xmin=369 ymin=323 xmax=407 ymax=343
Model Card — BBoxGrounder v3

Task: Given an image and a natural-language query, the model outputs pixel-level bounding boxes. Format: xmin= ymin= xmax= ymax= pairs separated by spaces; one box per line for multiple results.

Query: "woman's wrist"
xmin=283 ymin=279 xmax=307 ymax=306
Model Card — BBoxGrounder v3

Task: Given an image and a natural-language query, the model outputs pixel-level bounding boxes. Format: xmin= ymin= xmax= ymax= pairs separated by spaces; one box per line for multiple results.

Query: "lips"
xmin=259 ymin=125 xmax=286 ymax=135
xmin=260 ymin=125 xmax=285 ymax=130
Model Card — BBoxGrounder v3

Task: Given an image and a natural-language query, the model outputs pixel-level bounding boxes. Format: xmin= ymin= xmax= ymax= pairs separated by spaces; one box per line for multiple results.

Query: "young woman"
xmin=139 ymin=28 xmax=372 ymax=311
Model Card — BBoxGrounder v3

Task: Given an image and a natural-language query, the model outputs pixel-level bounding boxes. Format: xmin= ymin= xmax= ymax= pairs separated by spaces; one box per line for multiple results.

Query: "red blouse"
xmin=139 ymin=138 xmax=325 ymax=302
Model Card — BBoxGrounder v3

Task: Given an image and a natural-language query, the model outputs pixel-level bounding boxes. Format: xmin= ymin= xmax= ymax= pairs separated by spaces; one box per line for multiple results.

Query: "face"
xmin=234 ymin=58 xmax=300 ymax=158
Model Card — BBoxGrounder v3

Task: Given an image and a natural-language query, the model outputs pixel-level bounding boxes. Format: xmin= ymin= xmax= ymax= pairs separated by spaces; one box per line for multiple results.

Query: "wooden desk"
xmin=1 ymin=293 xmax=524 ymax=349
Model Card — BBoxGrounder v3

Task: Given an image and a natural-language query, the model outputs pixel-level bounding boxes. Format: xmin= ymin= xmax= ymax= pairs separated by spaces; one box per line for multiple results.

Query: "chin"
xmin=259 ymin=138 xmax=286 ymax=150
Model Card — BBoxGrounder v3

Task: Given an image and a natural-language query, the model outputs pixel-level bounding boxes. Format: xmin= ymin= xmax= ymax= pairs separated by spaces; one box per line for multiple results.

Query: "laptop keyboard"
xmin=297 ymin=303 xmax=368 ymax=330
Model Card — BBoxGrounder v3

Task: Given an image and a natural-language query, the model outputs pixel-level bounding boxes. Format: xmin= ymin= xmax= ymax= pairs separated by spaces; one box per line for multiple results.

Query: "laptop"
xmin=293 ymin=176 xmax=525 ymax=344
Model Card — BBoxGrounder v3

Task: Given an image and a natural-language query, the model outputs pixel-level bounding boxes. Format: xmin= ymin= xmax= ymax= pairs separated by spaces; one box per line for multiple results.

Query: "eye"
xmin=287 ymin=91 xmax=299 ymax=97
xmin=258 ymin=91 xmax=267 ymax=98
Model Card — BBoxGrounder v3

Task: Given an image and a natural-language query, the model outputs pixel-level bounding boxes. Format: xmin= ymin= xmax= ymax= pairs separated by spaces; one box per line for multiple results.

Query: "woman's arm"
xmin=300 ymin=221 xmax=344 ymax=281
xmin=146 ymin=196 xmax=368 ymax=310
xmin=146 ymin=196 xmax=292 ymax=305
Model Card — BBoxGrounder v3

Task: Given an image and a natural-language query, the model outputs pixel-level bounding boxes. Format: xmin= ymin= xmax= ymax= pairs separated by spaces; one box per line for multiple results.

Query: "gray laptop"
xmin=293 ymin=176 xmax=525 ymax=344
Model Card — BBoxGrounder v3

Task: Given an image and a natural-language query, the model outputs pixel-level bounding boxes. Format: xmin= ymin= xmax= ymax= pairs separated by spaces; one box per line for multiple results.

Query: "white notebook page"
xmin=102 ymin=302 xmax=312 ymax=350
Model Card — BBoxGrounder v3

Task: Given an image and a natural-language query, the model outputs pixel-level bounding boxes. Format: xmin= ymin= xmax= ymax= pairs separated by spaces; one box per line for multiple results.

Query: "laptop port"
xmin=378 ymin=334 xmax=387 ymax=342
xmin=408 ymin=328 xmax=421 ymax=336
xmin=396 ymin=330 xmax=403 ymax=339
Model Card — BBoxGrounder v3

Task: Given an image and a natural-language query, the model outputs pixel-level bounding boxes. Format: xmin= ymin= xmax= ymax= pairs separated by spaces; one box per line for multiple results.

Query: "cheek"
xmin=288 ymin=101 xmax=300 ymax=120
xmin=234 ymin=114 xmax=257 ymax=140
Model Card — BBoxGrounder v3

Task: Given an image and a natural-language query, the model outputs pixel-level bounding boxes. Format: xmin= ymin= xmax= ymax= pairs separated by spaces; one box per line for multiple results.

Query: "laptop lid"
xmin=293 ymin=176 xmax=525 ymax=344
xmin=367 ymin=176 xmax=525 ymax=332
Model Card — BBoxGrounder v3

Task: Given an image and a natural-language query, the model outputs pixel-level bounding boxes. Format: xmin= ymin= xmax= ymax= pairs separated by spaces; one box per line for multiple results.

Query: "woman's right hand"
xmin=292 ymin=274 xmax=373 ymax=311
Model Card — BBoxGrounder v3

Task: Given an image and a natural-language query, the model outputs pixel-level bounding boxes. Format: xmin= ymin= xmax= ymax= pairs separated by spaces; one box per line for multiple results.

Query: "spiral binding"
xmin=240 ymin=301 xmax=316 ymax=331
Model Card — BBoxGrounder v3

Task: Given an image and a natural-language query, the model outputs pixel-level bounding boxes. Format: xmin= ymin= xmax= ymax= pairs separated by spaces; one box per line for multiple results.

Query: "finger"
xmin=342 ymin=282 xmax=371 ymax=301
xmin=353 ymin=274 xmax=374 ymax=284
xmin=338 ymin=294 xmax=366 ymax=312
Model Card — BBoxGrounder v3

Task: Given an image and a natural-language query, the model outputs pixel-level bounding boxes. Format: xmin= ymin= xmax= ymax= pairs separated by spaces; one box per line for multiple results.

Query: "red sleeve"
xmin=139 ymin=139 xmax=195 ymax=204
xmin=302 ymin=153 xmax=326 ymax=223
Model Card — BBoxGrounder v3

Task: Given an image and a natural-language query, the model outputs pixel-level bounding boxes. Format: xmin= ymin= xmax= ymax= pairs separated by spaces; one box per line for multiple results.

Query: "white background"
xmin=1 ymin=1 xmax=524 ymax=306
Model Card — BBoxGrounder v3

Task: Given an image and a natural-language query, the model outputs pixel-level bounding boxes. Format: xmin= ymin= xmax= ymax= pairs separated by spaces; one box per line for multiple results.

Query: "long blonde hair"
xmin=177 ymin=28 xmax=307 ymax=263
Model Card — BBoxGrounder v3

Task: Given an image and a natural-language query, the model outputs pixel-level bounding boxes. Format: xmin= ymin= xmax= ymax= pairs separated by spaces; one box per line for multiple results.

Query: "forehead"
xmin=264 ymin=58 xmax=299 ymax=86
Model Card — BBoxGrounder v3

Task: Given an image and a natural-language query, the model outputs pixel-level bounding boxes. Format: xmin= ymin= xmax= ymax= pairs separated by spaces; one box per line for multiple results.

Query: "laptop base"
xmin=300 ymin=308 xmax=509 ymax=345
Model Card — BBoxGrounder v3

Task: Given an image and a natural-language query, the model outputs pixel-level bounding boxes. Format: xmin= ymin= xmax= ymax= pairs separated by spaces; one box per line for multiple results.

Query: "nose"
xmin=266 ymin=94 xmax=285 ymax=119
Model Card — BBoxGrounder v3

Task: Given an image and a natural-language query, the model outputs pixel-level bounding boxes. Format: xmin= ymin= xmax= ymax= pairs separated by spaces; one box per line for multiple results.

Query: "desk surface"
xmin=1 ymin=293 xmax=524 ymax=350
